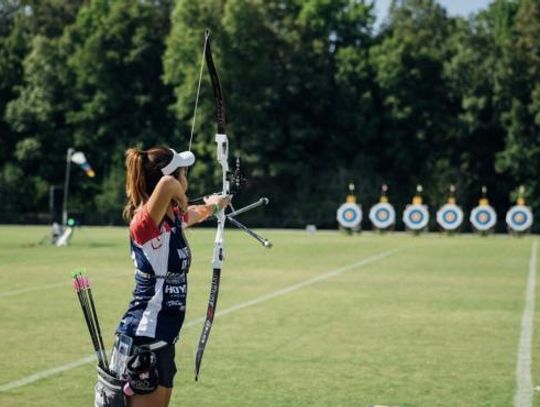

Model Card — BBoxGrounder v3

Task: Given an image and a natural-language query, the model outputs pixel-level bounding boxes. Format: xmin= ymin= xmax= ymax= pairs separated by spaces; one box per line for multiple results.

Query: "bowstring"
xmin=188 ymin=33 xmax=209 ymax=154
xmin=187 ymin=32 xmax=231 ymax=211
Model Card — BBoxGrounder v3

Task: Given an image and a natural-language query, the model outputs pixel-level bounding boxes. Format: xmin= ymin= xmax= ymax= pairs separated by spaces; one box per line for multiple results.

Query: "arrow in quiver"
xmin=506 ymin=186 xmax=534 ymax=233
xmin=436 ymin=184 xmax=464 ymax=232
xmin=369 ymin=184 xmax=396 ymax=230
xmin=402 ymin=184 xmax=429 ymax=232
xmin=469 ymin=186 xmax=497 ymax=233
xmin=336 ymin=182 xmax=362 ymax=231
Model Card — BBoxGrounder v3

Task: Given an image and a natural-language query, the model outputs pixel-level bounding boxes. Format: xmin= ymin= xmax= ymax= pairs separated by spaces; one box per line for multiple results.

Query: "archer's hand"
xmin=204 ymin=194 xmax=231 ymax=210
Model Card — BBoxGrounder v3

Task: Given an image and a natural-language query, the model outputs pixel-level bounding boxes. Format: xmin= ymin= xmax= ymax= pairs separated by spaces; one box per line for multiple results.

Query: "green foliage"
xmin=164 ymin=0 xmax=378 ymax=223
xmin=370 ymin=0 xmax=457 ymax=207
xmin=2 ymin=0 xmax=176 ymax=219
xmin=495 ymin=0 xmax=540 ymax=216
xmin=1 ymin=0 xmax=540 ymax=229
xmin=94 ymin=160 xmax=125 ymax=224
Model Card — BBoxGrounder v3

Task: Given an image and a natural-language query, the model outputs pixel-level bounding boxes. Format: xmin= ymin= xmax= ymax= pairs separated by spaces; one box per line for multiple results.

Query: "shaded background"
xmin=0 ymin=0 xmax=539 ymax=232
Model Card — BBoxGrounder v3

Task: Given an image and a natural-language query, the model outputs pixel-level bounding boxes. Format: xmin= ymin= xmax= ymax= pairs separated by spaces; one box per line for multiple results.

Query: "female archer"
xmin=108 ymin=146 xmax=229 ymax=407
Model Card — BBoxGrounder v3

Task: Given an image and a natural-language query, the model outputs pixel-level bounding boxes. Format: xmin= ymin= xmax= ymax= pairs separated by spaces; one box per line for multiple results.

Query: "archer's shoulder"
xmin=130 ymin=205 xmax=161 ymax=244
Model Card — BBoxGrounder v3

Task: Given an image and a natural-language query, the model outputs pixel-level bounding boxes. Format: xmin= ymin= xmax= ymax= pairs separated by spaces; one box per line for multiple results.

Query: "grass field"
xmin=0 ymin=225 xmax=538 ymax=407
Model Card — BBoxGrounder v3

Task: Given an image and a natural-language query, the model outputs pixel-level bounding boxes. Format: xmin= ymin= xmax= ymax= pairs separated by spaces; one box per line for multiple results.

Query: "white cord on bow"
xmin=188 ymin=33 xmax=209 ymax=153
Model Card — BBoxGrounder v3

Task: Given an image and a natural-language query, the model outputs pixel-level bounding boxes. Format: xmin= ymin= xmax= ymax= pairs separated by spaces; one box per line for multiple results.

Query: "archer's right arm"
xmin=146 ymin=175 xmax=188 ymax=226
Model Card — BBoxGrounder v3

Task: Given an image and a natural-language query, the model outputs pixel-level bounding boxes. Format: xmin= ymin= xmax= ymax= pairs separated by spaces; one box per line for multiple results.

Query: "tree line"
xmin=0 ymin=0 xmax=539 ymax=231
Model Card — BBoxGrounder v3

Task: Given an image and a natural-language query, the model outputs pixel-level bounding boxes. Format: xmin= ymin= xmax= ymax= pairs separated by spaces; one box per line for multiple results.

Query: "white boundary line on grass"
xmin=0 ymin=247 xmax=400 ymax=393
xmin=514 ymin=239 xmax=538 ymax=407
xmin=0 ymin=271 xmax=130 ymax=298
xmin=0 ymin=282 xmax=69 ymax=298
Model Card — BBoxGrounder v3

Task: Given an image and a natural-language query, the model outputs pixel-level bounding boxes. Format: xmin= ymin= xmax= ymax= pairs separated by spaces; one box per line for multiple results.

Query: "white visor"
xmin=161 ymin=148 xmax=195 ymax=175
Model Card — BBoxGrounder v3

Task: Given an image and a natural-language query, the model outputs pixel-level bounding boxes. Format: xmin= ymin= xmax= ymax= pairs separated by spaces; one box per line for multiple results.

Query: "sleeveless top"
xmin=116 ymin=206 xmax=191 ymax=343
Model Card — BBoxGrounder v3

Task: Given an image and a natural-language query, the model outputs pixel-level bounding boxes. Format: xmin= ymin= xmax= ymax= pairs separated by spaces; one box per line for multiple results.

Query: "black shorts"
xmin=133 ymin=336 xmax=177 ymax=388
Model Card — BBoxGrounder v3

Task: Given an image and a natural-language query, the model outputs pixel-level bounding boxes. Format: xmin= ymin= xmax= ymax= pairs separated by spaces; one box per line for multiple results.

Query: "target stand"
xmin=337 ymin=203 xmax=362 ymax=233
xmin=369 ymin=202 xmax=396 ymax=231
xmin=403 ymin=204 xmax=429 ymax=233
xmin=436 ymin=204 xmax=463 ymax=232
xmin=337 ymin=183 xmax=362 ymax=233
xmin=506 ymin=205 xmax=533 ymax=234
xmin=470 ymin=186 xmax=497 ymax=234
xmin=506 ymin=186 xmax=534 ymax=235
xmin=470 ymin=205 xmax=497 ymax=234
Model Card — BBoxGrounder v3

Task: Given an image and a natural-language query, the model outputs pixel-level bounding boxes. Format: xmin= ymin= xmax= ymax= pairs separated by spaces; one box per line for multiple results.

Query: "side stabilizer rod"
xmin=227 ymin=216 xmax=272 ymax=248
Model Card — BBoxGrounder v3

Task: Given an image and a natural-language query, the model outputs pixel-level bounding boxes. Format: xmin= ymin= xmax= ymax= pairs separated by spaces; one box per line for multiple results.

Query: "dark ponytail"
xmin=123 ymin=146 xmax=174 ymax=221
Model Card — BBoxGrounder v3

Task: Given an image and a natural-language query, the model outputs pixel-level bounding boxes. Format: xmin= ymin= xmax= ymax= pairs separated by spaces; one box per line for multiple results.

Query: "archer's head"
xmin=123 ymin=146 xmax=195 ymax=221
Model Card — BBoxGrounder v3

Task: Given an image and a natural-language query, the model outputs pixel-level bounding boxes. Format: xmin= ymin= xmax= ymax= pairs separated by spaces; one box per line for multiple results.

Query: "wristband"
xmin=211 ymin=204 xmax=219 ymax=216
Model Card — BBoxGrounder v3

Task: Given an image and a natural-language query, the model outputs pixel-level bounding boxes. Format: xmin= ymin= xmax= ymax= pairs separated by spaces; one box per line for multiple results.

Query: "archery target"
xmin=402 ymin=204 xmax=429 ymax=231
xmin=470 ymin=206 xmax=497 ymax=232
xmin=436 ymin=204 xmax=464 ymax=231
xmin=337 ymin=203 xmax=362 ymax=228
xmin=506 ymin=205 xmax=533 ymax=232
xmin=369 ymin=202 xmax=396 ymax=230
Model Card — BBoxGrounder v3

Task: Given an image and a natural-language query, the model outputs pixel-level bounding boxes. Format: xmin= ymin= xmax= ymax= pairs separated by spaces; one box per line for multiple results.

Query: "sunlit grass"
xmin=0 ymin=226 xmax=538 ymax=406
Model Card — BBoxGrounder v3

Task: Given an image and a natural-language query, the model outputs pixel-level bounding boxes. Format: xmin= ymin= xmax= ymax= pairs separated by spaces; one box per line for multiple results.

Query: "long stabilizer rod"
xmin=226 ymin=197 xmax=269 ymax=218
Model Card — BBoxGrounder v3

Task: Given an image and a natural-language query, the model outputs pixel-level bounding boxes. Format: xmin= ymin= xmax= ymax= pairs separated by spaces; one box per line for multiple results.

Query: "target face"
xmin=470 ymin=205 xmax=497 ymax=231
xmin=337 ymin=203 xmax=362 ymax=228
xmin=369 ymin=203 xmax=396 ymax=230
xmin=403 ymin=204 xmax=429 ymax=231
xmin=436 ymin=204 xmax=464 ymax=231
xmin=506 ymin=205 xmax=533 ymax=232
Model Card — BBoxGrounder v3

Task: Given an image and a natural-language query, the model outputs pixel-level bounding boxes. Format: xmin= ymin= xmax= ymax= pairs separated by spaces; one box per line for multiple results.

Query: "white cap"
xmin=161 ymin=148 xmax=196 ymax=175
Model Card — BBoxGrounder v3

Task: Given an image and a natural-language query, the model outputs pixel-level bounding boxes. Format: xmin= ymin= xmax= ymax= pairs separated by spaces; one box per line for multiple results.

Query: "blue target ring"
xmin=437 ymin=204 xmax=463 ymax=231
xmin=343 ymin=208 xmax=358 ymax=222
xmin=475 ymin=209 xmax=492 ymax=225
xmin=403 ymin=204 xmax=429 ymax=230
xmin=511 ymin=210 xmax=527 ymax=226
xmin=337 ymin=203 xmax=362 ymax=228
xmin=470 ymin=205 xmax=497 ymax=231
xmin=443 ymin=209 xmax=458 ymax=222
xmin=506 ymin=205 xmax=533 ymax=232
xmin=376 ymin=208 xmax=390 ymax=221
xmin=369 ymin=203 xmax=396 ymax=230
xmin=409 ymin=209 xmax=425 ymax=224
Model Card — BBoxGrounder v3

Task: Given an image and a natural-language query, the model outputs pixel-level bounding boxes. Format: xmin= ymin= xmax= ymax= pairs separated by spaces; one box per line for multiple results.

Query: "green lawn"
xmin=0 ymin=226 xmax=538 ymax=407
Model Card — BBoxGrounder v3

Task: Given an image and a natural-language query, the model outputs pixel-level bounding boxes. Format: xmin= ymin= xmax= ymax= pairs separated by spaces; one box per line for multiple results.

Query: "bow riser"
xmin=216 ymin=133 xmax=230 ymax=195
xmin=213 ymin=132 xmax=229 ymax=270
xmin=212 ymin=231 xmax=225 ymax=269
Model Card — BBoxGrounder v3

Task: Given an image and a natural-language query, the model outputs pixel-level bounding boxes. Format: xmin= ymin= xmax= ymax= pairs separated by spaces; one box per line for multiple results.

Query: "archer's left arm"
xmin=183 ymin=195 xmax=231 ymax=228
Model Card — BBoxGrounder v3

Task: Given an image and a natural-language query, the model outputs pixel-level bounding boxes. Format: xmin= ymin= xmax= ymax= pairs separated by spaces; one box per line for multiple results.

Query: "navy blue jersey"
xmin=117 ymin=206 xmax=191 ymax=343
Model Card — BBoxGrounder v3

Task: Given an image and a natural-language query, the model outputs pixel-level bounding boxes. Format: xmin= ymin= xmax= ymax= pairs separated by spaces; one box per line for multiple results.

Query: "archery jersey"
xmin=116 ymin=206 xmax=191 ymax=343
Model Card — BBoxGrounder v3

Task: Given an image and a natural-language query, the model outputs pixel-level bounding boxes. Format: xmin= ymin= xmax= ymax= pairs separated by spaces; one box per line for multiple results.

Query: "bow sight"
xmin=230 ymin=157 xmax=246 ymax=192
